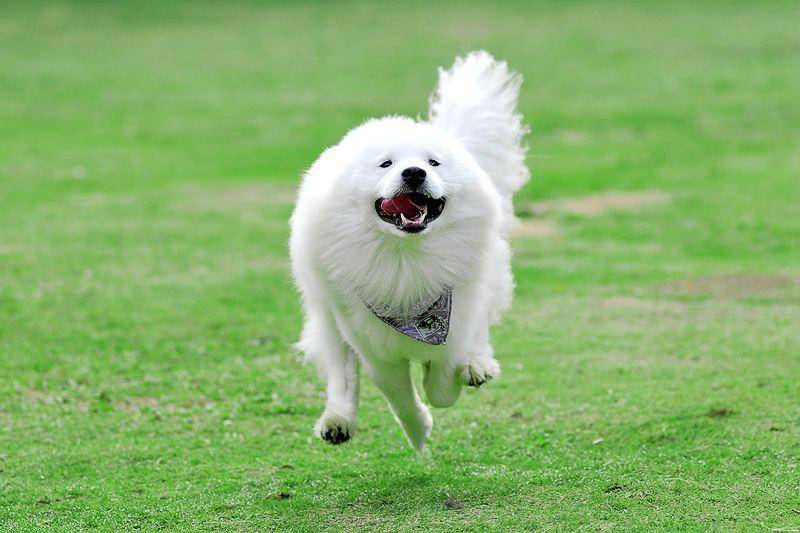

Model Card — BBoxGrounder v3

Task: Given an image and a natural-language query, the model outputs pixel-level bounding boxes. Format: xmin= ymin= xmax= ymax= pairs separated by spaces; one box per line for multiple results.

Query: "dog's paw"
xmin=404 ymin=406 xmax=433 ymax=453
xmin=459 ymin=358 xmax=500 ymax=388
xmin=314 ymin=412 xmax=355 ymax=445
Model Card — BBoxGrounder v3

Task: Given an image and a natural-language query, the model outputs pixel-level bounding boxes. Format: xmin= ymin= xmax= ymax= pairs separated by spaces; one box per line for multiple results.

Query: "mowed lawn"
xmin=1 ymin=1 xmax=799 ymax=530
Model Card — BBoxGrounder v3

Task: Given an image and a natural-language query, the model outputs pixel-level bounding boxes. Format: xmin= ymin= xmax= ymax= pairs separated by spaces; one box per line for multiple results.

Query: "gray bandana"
xmin=363 ymin=289 xmax=452 ymax=345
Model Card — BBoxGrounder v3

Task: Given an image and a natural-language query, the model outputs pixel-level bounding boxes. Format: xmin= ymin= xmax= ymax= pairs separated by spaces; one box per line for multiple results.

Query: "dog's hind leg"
xmin=362 ymin=357 xmax=432 ymax=451
xmin=305 ymin=315 xmax=359 ymax=445
xmin=315 ymin=345 xmax=359 ymax=445
xmin=422 ymin=360 xmax=462 ymax=408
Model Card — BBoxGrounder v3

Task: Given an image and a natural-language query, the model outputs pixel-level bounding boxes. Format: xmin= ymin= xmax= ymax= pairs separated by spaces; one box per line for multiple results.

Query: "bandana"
xmin=363 ymin=288 xmax=452 ymax=345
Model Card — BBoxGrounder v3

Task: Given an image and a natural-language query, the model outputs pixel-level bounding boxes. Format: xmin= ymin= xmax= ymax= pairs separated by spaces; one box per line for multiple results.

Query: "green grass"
xmin=2 ymin=1 xmax=799 ymax=530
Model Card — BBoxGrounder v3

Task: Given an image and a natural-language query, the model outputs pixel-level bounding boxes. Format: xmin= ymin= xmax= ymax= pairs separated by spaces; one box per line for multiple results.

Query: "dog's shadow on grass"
xmin=349 ymin=470 xmax=438 ymax=509
xmin=327 ymin=452 xmax=498 ymax=514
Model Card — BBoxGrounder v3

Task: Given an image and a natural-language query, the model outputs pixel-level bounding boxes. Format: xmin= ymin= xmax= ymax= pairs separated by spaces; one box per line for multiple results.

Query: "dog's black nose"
xmin=401 ymin=166 xmax=426 ymax=187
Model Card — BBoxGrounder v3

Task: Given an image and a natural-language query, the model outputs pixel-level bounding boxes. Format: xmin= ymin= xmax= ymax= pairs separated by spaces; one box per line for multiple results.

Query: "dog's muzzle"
xmin=375 ymin=192 xmax=445 ymax=233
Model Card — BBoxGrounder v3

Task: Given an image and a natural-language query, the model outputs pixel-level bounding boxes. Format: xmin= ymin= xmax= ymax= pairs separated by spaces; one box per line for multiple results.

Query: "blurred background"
xmin=1 ymin=1 xmax=799 ymax=530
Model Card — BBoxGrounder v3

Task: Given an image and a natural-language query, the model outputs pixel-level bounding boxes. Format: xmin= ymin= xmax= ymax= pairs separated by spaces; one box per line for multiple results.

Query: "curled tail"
xmin=428 ymin=51 xmax=530 ymax=223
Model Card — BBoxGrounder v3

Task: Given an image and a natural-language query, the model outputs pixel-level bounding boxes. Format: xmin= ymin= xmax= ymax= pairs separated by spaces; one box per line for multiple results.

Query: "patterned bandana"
xmin=363 ymin=288 xmax=452 ymax=345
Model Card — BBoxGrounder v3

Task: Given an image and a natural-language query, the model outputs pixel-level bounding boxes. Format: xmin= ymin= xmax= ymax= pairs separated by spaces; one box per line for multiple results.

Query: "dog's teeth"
xmin=400 ymin=213 xmax=408 ymax=225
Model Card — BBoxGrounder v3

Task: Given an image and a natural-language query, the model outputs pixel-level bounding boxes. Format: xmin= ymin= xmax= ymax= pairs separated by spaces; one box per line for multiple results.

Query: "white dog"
xmin=289 ymin=51 xmax=529 ymax=451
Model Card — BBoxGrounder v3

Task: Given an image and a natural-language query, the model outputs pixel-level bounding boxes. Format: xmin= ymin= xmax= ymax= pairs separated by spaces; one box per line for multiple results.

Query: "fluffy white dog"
xmin=290 ymin=51 xmax=529 ymax=451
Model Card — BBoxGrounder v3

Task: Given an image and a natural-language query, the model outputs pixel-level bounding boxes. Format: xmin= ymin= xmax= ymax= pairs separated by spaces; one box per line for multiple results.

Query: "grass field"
xmin=2 ymin=1 xmax=799 ymax=530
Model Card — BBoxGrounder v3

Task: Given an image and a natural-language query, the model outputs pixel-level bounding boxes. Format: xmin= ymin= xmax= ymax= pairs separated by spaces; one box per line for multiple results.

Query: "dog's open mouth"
xmin=375 ymin=192 xmax=445 ymax=233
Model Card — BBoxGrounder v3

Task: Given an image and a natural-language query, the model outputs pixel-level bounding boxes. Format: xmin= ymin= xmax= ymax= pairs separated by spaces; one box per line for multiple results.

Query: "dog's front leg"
xmin=362 ymin=357 xmax=432 ymax=451
xmin=457 ymin=341 xmax=501 ymax=387
xmin=422 ymin=360 xmax=462 ymax=408
xmin=312 ymin=323 xmax=359 ymax=445
xmin=457 ymin=323 xmax=501 ymax=387
xmin=423 ymin=328 xmax=500 ymax=407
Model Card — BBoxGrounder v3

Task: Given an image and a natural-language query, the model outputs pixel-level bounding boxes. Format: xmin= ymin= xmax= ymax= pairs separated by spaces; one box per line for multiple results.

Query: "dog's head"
xmin=297 ymin=116 xmax=503 ymax=308
xmin=327 ymin=117 xmax=500 ymax=239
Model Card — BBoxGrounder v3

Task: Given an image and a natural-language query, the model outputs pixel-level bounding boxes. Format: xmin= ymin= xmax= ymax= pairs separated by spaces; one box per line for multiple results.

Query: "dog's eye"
xmin=428 ymin=159 xmax=440 ymax=167
xmin=379 ymin=160 xmax=392 ymax=168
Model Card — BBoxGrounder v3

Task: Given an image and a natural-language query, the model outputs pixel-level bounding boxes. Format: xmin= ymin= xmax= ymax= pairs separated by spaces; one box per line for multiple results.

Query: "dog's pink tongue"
xmin=380 ymin=194 xmax=423 ymax=219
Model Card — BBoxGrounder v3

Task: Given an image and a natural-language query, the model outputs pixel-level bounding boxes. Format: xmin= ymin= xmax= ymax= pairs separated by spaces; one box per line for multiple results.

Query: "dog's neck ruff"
xmin=362 ymin=288 xmax=452 ymax=345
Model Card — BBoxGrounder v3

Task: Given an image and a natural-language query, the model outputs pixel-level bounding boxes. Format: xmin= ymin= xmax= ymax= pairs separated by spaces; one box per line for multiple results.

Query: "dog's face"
xmin=372 ymin=151 xmax=447 ymax=235
xmin=331 ymin=117 xmax=495 ymax=239
xmin=297 ymin=116 xmax=504 ymax=308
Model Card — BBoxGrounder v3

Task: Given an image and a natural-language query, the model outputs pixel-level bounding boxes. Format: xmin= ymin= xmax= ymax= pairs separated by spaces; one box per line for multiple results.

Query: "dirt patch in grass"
xmin=599 ymin=296 xmax=686 ymax=312
xmin=660 ymin=274 xmax=798 ymax=299
xmin=513 ymin=190 xmax=670 ymax=239
xmin=706 ymin=407 xmax=736 ymax=418
xmin=553 ymin=130 xmax=588 ymax=144
xmin=0 ymin=244 xmax=26 ymax=255
xmin=521 ymin=190 xmax=670 ymax=218
xmin=442 ymin=18 xmax=492 ymax=40
xmin=173 ymin=182 xmax=297 ymax=212
xmin=512 ymin=217 xmax=557 ymax=238
xmin=70 ymin=192 xmax=136 ymax=207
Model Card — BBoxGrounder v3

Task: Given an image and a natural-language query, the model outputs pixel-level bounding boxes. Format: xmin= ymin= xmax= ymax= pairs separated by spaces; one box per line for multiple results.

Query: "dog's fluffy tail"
xmin=428 ymin=51 xmax=530 ymax=209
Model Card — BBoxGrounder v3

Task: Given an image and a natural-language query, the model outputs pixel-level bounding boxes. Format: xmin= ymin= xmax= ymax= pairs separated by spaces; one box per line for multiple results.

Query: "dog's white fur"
xmin=290 ymin=51 xmax=529 ymax=451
